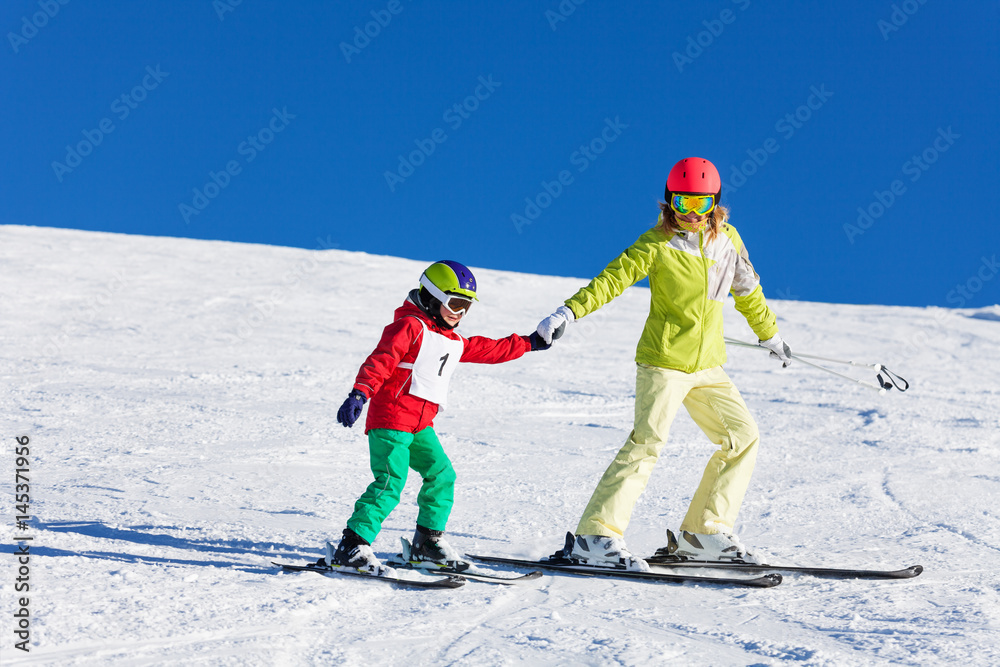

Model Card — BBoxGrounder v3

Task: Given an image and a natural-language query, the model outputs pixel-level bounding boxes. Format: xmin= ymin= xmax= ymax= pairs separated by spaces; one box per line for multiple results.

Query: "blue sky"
xmin=3 ymin=1 xmax=998 ymax=308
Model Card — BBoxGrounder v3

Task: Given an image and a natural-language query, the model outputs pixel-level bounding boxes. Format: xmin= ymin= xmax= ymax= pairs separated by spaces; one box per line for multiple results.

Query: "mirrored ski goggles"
xmin=420 ymin=274 xmax=475 ymax=315
xmin=670 ymin=193 xmax=716 ymax=217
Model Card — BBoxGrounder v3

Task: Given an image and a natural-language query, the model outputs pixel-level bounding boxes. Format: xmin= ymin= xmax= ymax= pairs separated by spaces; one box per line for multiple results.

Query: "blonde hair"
xmin=657 ymin=199 xmax=729 ymax=242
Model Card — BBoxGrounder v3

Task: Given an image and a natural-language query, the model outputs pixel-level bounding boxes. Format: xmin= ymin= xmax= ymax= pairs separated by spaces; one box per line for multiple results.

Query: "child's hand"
xmin=337 ymin=390 xmax=367 ymax=427
xmin=529 ymin=332 xmax=552 ymax=351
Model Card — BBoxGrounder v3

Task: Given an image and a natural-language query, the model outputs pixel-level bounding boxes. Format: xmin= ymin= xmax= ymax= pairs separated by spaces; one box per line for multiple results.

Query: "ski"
xmin=390 ymin=561 xmax=543 ymax=585
xmin=387 ymin=537 xmax=542 ymax=585
xmin=272 ymin=561 xmax=466 ymax=589
xmin=645 ymin=556 xmax=923 ymax=580
xmin=465 ymin=554 xmax=782 ymax=588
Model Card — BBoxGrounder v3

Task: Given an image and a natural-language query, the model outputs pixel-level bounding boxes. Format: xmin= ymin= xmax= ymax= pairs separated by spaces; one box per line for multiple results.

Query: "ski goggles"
xmin=440 ymin=295 xmax=473 ymax=316
xmin=669 ymin=193 xmax=716 ymax=217
xmin=420 ymin=274 xmax=474 ymax=315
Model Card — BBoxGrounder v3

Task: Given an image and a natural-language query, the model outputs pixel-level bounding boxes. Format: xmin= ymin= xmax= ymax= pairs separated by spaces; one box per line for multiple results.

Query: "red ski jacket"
xmin=352 ymin=296 xmax=533 ymax=433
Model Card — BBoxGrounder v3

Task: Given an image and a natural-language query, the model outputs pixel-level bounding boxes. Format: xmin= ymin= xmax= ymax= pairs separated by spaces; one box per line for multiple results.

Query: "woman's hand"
xmin=536 ymin=305 xmax=575 ymax=344
xmin=759 ymin=334 xmax=792 ymax=367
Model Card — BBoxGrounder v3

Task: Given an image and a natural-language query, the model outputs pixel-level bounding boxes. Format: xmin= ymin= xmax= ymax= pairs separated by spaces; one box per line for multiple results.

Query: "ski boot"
xmin=403 ymin=525 xmax=471 ymax=572
xmin=320 ymin=528 xmax=394 ymax=576
xmin=654 ymin=528 xmax=762 ymax=564
xmin=567 ymin=532 xmax=649 ymax=572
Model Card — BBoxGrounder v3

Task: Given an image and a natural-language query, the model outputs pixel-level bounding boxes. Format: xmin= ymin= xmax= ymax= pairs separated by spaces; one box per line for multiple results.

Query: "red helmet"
xmin=665 ymin=157 xmax=721 ymax=199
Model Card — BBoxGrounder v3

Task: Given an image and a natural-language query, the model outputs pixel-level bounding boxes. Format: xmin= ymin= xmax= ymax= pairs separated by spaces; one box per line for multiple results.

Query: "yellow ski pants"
xmin=576 ymin=364 xmax=760 ymax=538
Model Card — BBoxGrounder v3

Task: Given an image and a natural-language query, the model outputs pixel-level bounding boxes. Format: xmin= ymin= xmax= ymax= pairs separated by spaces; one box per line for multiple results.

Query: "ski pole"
xmin=778 ymin=351 xmax=881 ymax=371
xmin=790 ymin=351 xmax=911 ymax=392
xmin=790 ymin=356 xmax=886 ymax=393
xmin=724 ymin=338 xmax=909 ymax=393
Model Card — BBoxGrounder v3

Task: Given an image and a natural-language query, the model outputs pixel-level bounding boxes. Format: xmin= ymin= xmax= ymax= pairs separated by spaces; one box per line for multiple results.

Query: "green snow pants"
xmin=346 ymin=427 xmax=456 ymax=545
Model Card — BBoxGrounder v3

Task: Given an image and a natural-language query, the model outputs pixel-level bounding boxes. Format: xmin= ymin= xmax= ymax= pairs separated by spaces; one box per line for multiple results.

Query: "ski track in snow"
xmin=2 ymin=225 xmax=1000 ymax=666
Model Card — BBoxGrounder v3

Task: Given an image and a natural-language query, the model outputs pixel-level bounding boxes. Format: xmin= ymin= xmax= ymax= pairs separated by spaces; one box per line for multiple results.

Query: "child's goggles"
xmin=420 ymin=274 xmax=474 ymax=315
xmin=670 ymin=193 xmax=716 ymax=217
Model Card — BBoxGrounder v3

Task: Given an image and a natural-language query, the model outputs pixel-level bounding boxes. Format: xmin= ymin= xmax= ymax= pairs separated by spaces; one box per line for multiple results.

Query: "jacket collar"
xmin=399 ymin=291 xmax=455 ymax=335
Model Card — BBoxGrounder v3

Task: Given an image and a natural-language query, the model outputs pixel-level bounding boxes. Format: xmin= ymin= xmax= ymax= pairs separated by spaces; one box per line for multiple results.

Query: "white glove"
xmin=536 ymin=305 xmax=575 ymax=344
xmin=759 ymin=334 xmax=792 ymax=367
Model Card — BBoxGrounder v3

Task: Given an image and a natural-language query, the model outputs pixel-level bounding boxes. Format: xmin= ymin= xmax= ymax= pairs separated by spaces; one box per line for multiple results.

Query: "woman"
xmin=536 ymin=157 xmax=791 ymax=571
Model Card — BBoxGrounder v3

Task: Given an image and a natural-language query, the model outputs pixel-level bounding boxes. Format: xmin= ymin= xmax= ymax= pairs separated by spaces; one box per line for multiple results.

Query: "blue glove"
xmin=337 ymin=390 xmax=367 ymax=428
xmin=529 ymin=331 xmax=551 ymax=351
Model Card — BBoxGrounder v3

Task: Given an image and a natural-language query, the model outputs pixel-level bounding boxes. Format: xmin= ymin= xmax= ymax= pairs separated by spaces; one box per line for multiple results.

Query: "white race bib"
xmin=401 ymin=320 xmax=464 ymax=408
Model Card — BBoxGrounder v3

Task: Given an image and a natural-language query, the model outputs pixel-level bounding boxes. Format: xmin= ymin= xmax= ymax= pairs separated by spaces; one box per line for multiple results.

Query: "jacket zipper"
xmin=697 ymin=231 xmax=709 ymax=370
xmin=393 ymin=324 xmax=423 ymax=400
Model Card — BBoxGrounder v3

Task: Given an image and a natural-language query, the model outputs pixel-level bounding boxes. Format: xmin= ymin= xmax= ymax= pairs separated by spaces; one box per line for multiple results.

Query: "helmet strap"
xmin=416 ymin=287 xmax=457 ymax=330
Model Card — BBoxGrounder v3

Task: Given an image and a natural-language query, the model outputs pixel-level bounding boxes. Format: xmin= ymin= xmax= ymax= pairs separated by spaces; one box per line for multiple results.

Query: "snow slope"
xmin=2 ymin=225 xmax=999 ymax=666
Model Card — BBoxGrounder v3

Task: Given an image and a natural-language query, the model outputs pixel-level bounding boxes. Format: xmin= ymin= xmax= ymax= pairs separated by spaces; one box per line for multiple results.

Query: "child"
xmin=326 ymin=260 xmax=551 ymax=575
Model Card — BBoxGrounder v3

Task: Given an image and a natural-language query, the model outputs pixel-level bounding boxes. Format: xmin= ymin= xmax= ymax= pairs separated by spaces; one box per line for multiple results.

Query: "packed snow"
xmin=2 ymin=224 xmax=999 ymax=666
